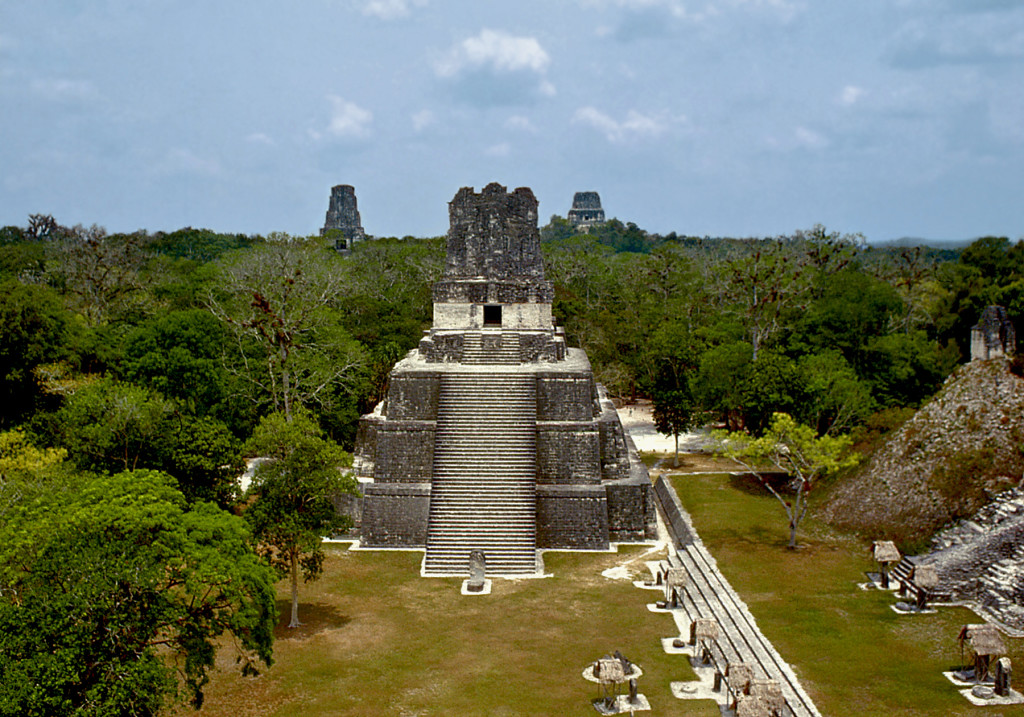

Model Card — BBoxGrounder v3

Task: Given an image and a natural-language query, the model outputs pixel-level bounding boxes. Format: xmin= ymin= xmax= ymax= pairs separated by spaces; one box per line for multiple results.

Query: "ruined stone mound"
xmin=820 ymin=358 xmax=1024 ymax=545
xmin=925 ymin=487 xmax=1024 ymax=632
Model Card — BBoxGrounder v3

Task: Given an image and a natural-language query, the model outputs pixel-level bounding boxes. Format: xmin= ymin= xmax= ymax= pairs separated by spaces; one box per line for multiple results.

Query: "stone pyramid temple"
xmin=321 ymin=184 xmax=365 ymax=251
xmin=354 ymin=183 xmax=656 ymax=576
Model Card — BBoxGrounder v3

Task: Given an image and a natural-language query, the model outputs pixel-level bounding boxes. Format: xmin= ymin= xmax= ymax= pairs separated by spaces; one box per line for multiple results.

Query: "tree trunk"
xmin=288 ymin=550 xmax=301 ymax=628
xmin=674 ymin=431 xmax=679 ymax=467
xmin=281 ymin=346 xmax=292 ymax=423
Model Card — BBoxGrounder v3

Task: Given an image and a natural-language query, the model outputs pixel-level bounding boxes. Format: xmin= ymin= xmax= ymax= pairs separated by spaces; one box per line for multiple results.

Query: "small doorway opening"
xmin=483 ymin=304 xmax=502 ymax=327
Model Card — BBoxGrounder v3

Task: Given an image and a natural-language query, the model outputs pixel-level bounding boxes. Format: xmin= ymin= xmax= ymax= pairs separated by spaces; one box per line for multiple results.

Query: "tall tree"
xmin=717 ymin=227 xmax=862 ymax=360
xmin=717 ymin=412 xmax=859 ymax=548
xmin=0 ymin=280 xmax=72 ymax=427
xmin=0 ymin=470 xmax=276 ymax=715
xmin=652 ymin=386 xmax=699 ymax=467
xmin=209 ymin=236 xmax=366 ymax=421
xmin=244 ymin=409 xmax=358 ymax=628
xmin=58 ymin=379 xmax=175 ymax=474
xmin=53 ymin=224 xmax=150 ymax=326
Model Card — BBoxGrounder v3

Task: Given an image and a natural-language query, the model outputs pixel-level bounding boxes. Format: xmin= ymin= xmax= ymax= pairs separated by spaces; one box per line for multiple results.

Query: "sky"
xmin=2 ymin=0 xmax=1023 ymax=243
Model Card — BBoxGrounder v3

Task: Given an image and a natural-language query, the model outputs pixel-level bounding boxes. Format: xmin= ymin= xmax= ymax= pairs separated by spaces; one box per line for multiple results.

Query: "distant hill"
xmin=820 ymin=358 xmax=1024 ymax=548
xmin=871 ymin=236 xmax=973 ymax=250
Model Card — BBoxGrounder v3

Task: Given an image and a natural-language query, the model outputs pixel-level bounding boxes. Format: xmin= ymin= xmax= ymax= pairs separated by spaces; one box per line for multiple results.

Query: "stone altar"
xmin=354 ymin=183 xmax=656 ymax=576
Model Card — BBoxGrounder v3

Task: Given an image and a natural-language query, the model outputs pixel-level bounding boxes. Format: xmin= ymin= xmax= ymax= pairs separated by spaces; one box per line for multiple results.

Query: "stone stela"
xmin=353 ymin=182 xmax=656 ymax=576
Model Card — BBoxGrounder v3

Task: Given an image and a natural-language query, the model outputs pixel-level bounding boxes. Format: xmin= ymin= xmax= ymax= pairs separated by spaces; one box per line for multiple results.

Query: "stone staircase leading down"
xmin=424 ymin=372 xmax=538 ymax=575
xmin=461 ymin=331 xmax=521 ymax=365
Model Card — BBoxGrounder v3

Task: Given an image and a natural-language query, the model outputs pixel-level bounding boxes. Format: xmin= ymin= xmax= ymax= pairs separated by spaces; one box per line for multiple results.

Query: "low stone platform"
xmin=648 ymin=476 xmax=822 ymax=717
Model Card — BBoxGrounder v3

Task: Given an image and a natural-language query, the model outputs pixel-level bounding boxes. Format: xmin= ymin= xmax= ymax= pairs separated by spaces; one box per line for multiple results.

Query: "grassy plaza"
xmin=190 ymin=463 xmax=1023 ymax=716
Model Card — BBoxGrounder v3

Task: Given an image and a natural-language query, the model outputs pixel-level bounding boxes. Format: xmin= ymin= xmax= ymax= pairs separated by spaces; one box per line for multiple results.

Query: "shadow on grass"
xmin=716 ymin=524 xmax=792 ymax=550
xmin=274 ymin=599 xmax=351 ymax=639
xmin=727 ymin=471 xmax=793 ymax=497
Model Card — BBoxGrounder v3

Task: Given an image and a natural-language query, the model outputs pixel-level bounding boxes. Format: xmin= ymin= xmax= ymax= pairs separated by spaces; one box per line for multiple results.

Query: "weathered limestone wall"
xmin=606 ymin=478 xmax=656 ymax=542
xmin=971 ymin=305 xmax=1016 ymax=361
xmin=360 ymin=483 xmax=431 ymax=546
xmin=536 ymin=372 xmax=598 ymax=421
xmin=536 ymin=485 xmax=610 ymax=549
xmin=432 ymin=303 xmax=552 ymax=331
xmin=520 ymin=332 xmax=566 ymax=362
xmin=321 ymin=184 xmax=366 ymax=250
xmin=598 ymin=396 xmax=630 ymax=481
xmin=653 ymin=475 xmax=695 ymax=546
xmin=536 ymin=423 xmax=602 ymax=484
xmin=383 ymin=370 xmax=440 ymax=420
xmin=567 ymin=191 xmax=606 ymax=229
xmin=373 ymin=421 xmax=434 ymax=482
xmin=353 ymin=415 xmax=380 ymax=478
xmin=419 ymin=331 xmax=565 ymax=363
xmin=444 ymin=183 xmax=545 ymax=280
xmin=432 ymin=278 xmax=554 ymax=305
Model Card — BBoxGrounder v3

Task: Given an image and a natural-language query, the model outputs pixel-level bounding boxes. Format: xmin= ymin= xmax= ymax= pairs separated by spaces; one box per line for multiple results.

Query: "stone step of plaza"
xmin=430 ymin=478 xmax=534 ymax=487
xmin=427 ymin=513 xmax=533 ymax=525
xmin=425 ymin=552 xmax=537 ymax=575
xmin=426 ymin=527 xmax=534 ymax=537
xmin=432 ymin=457 xmax=535 ymax=466
xmin=433 ymin=463 xmax=534 ymax=471
xmin=425 ymin=372 xmax=538 ymax=576
xmin=461 ymin=332 xmax=522 ymax=365
xmin=434 ymin=439 xmax=535 ymax=448
xmin=429 ymin=500 xmax=534 ymax=511
xmin=428 ymin=480 xmax=534 ymax=490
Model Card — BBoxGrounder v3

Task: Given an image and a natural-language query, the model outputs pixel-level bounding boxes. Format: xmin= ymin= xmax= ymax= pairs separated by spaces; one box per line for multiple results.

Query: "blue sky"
xmin=2 ymin=0 xmax=1023 ymax=242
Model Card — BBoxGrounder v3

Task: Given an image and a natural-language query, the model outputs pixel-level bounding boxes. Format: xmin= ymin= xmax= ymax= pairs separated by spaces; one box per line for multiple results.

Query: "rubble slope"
xmin=820 ymin=358 xmax=1024 ymax=546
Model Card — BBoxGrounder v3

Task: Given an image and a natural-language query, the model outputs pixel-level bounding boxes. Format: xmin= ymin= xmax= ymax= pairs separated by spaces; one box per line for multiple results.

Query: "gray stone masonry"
xmin=353 ymin=183 xmax=656 ymax=575
xmin=321 ymin=184 xmax=366 ymax=251
xmin=971 ymin=305 xmax=1016 ymax=361
xmin=567 ymin=191 xmax=606 ymax=230
xmin=442 ymin=183 xmax=545 ymax=280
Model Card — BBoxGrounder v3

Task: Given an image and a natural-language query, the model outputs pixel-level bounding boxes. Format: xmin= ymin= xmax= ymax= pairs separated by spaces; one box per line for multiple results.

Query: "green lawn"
xmin=190 ymin=546 xmax=718 ymax=717
xmin=189 ymin=471 xmax=1022 ymax=716
xmin=670 ymin=471 xmax=1024 ymax=717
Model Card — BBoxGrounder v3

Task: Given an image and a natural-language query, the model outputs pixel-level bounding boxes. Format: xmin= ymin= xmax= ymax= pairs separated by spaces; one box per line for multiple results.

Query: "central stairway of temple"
xmin=461 ymin=331 xmax=521 ymax=365
xmin=423 ymin=370 xmax=538 ymax=575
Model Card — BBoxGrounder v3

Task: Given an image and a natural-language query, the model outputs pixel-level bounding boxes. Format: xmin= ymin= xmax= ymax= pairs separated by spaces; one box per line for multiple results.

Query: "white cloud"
xmin=160 ymin=148 xmax=222 ymax=176
xmin=573 ymin=106 xmax=677 ymax=142
xmin=435 ymin=29 xmax=550 ymax=77
xmin=839 ymin=85 xmax=866 ymax=106
xmin=583 ymin=0 xmax=799 ymax=38
xmin=411 ymin=109 xmax=435 ymax=132
xmin=325 ymin=95 xmax=373 ymax=139
xmin=30 ymin=78 xmax=97 ymax=102
xmin=504 ymin=115 xmax=537 ymax=132
xmin=794 ymin=126 xmax=829 ymax=150
xmin=484 ymin=142 xmax=512 ymax=157
xmin=245 ymin=132 xmax=275 ymax=146
xmin=886 ymin=15 xmax=1024 ymax=68
xmin=581 ymin=0 xmax=687 ymax=15
xmin=361 ymin=0 xmax=427 ymax=20
xmin=434 ymin=30 xmax=555 ymax=106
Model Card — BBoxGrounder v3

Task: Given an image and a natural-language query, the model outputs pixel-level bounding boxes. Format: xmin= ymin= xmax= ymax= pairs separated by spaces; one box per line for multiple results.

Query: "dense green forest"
xmin=1 ymin=212 xmax=1022 ymax=714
